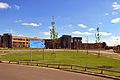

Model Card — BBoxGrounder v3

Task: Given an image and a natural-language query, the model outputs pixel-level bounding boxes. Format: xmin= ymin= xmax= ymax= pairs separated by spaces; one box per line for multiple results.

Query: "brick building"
xmin=44 ymin=35 xmax=107 ymax=50
xmin=44 ymin=39 xmax=60 ymax=49
xmin=2 ymin=34 xmax=12 ymax=48
xmin=72 ymin=37 xmax=82 ymax=49
xmin=60 ymin=35 xmax=72 ymax=49
xmin=44 ymin=35 xmax=83 ymax=49
xmin=0 ymin=33 xmax=42 ymax=48
xmin=0 ymin=33 xmax=107 ymax=49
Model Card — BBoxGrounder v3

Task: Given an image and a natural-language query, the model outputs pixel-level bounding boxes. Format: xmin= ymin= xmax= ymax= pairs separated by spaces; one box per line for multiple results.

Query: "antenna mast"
xmin=95 ymin=27 xmax=100 ymax=43
xmin=50 ymin=16 xmax=56 ymax=39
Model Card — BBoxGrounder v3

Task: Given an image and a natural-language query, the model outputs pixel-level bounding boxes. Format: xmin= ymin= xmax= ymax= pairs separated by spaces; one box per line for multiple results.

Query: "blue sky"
xmin=0 ymin=0 xmax=120 ymax=46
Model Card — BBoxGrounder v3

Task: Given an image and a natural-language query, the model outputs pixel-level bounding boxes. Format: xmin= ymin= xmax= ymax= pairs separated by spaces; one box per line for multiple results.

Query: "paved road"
xmin=78 ymin=49 xmax=120 ymax=58
xmin=0 ymin=63 xmax=112 ymax=80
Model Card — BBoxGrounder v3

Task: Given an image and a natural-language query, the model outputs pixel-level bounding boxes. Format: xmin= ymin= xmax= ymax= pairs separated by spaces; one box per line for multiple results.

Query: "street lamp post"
xmin=77 ymin=40 xmax=78 ymax=53
xmin=30 ymin=50 xmax=32 ymax=62
xmin=86 ymin=36 xmax=89 ymax=55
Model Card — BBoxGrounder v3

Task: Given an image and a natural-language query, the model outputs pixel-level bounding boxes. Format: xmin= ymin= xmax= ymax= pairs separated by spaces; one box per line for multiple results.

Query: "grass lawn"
xmin=0 ymin=50 xmax=120 ymax=76
xmin=0 ymin=51 xmax=120 ymax=68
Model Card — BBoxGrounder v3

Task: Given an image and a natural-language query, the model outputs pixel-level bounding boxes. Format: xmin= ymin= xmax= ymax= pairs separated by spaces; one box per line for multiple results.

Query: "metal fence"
xmin=1 ymin=60 xmax=120 ymax=79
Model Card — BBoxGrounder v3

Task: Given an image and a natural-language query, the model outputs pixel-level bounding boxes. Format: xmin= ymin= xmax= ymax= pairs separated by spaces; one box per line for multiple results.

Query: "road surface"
xmin=0 ymin=63 xmax=112 ymax=80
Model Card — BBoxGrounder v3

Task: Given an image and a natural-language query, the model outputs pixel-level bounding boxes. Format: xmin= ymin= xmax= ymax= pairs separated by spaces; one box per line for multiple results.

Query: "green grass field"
xmin=0 ymin=51 xmax=120 ymax=69
xmin=0 ymin=50 xmax=120 ymax=76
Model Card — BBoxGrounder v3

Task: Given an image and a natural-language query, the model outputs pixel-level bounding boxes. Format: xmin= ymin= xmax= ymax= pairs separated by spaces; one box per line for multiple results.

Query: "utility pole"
xmin=50 ymin=16 xmax=58 ymax=58
xmin=77 ymin=39 xmax=78 ymax=53
xmin=86 ymin=36 xmax=89 ymax=55
xmin=42 ymin=40 xmax=45 ymax=60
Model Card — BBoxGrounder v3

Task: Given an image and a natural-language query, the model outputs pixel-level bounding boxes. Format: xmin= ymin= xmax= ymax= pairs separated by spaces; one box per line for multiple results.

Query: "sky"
xmin=0 ymin=0 xmax=120 ymax=46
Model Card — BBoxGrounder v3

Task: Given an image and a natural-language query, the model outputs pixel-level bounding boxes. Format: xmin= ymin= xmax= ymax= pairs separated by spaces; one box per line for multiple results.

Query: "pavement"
xmin=78 ymin=49 xmax=120 ymax=58
xmin=0 ymin=63 xmax=112 ymax=80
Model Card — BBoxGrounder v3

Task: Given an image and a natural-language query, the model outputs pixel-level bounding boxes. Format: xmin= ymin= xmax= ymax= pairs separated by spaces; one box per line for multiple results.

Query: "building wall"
xmin=44 ymin=35 xmax=83 ymax=49
xmin=0 ymin=33 xmax=43 ymax=48
xmin=2 ymin=34 xmax=12 ymax=48
xmin=60 ymin=35 xmax=72 ymax=49
xmin=44 ymin=35 xmax=107 ymax=50
xmin=72 ymin=37 xmax=82 ymax=49
xmin=12 ymin=36 xmax=42 ymax=48
xmin=0 ymin=35 xmax=2 ymax=47
xmin=12 ymin=36 xmax=30 ymax=48
xmin=81 ymin=43 xmax=107 ymax=50
xmin=44 ymin=39 xmax=53 ymax=49
xmin=44 ymin=39 xmax=60 ymax=49
xmin=0 ymin=34 xmax=107 ymax=49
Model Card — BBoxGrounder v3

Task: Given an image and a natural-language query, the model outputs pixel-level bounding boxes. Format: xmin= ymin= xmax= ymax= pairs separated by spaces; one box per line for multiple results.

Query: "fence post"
xmin=71 ymin=65 xmax=72 ymax=69
xmin=46 ymin=64 xmax=48 ymax=67
xmin=30 ymin=62 xmax=32 ymax=66
xmin=36 ymin=63 xmax=39 ymax=66
xmin=27 ymin=62 xmax=29 ymax=65
xmin=100 ymin=69 xmax=104 ymax=74
xmin=57 ymin=65 xmax=60 ymax=69
xmin=17 ymin=61 xmax=20 ymax=64
xmin=84 ymin=66 xmax=87 ymax=71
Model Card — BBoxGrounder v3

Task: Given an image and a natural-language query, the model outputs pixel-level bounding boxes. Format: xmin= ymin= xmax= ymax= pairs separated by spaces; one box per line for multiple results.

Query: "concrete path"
xmin=0 ymin=63 xmax=112 ymax=80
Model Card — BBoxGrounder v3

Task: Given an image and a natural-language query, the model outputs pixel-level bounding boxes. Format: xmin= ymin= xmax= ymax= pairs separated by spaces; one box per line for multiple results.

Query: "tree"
xmin=50 ymin=16 xmax=58 ymax=55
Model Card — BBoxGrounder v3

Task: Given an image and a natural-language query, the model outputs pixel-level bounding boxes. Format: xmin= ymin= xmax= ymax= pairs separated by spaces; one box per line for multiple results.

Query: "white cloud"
xmin=111 ymin=18 xmax=120 ymax=23
xmin=102 ymin=36 xmax=120 ymax=46
xmin=72 ymin=31 xmax=93 ymax=35
xmin=111 ymin=36 xmax=120 ymax=45
xmin=105 ymin=2 xmax=120 ymax=17
xmin=0 ymin=2 xmax=11 ymax=9
xmin=88 ymin=28 xmax=95 ymax=31
xmin=72 ymin=31 xmax=82 ymax=35
xmin=78 ymin=24 xmax=87 ymax=28
xmin=111 ymin=36 xmax=120 ymax=39
xmin=112 ymin=2 xmax=120 ymax=10
xmin=82 ymin=38 xmax=95 ymax=43
xmin=43 ymin=32 xmax=50 ymax=36
xmin=99 ymin=32 xmax=112 ymax=36
xmin=83 ymin=32 xmax=93 ymax=35
xmin=105 ymin=13 xmax=109 ymax=15
xmin=113 ymin=2 xmax=118 ymax=5
xmin=112 ymin=11 xmax=118 ymax=15
xmin=14 ymin=5 xmax=20 ymax=10
xmin=22 ymin=22 xmax=41 ymax=27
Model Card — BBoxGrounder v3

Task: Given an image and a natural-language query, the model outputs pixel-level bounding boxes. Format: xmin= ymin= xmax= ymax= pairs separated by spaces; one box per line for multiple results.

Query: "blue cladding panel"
xmin=30 ymin=40 xmax=45 ymax=48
